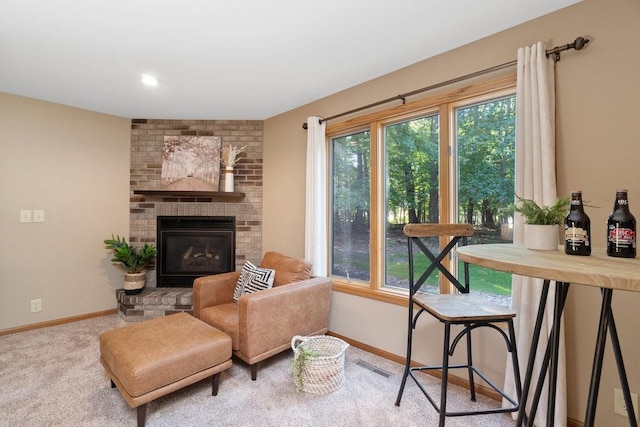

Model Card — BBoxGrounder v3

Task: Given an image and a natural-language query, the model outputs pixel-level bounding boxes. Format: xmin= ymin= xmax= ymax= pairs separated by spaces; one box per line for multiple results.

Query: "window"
xmin=331 ymin=130 xmax=371 ymax=282
xmin=454 ymin=96 xmax=516 ymax=305
xmin=384 ymin=114 xmax=440 ymax=293
xmin=328 ymin=75 xmax=516 ymax=305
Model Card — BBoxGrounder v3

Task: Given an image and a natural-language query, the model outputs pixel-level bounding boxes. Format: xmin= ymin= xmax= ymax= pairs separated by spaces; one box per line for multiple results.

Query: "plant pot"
xmin=524 ymin=224 xmax=560 ymax=250
xmin=124 ymin=272 xmax=146 ymax=295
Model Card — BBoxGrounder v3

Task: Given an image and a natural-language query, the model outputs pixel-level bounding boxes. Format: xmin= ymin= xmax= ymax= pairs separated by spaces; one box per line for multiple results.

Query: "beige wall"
xmin=263 ymin=0 xmax=640 ymax=424
xmin=0 ymin=93 xmax=130 ymax=330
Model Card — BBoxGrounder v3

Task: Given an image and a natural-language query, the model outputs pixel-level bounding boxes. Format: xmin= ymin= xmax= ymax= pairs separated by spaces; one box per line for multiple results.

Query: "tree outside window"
xmin=329 ymin=78 xmax=516 ymax=306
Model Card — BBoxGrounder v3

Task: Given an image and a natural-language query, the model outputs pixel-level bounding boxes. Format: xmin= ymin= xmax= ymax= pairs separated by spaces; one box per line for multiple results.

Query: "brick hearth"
xmin=117 ymin=288 xmax=193 ymax=322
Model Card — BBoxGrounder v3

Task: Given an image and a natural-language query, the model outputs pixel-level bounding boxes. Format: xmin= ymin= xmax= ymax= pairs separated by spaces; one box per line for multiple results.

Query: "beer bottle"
xmin=606 ymin=189 xmax=636 ymax=258
xmin=564 ymin=191 xmax=591 ymax=256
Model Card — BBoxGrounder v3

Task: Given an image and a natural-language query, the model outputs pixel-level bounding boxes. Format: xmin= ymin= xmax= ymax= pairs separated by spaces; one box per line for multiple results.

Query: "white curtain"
xmin=503 ymin=42 xmax=567 ymax=425
xmin=304 ymin=116 xmax=328 ymax=276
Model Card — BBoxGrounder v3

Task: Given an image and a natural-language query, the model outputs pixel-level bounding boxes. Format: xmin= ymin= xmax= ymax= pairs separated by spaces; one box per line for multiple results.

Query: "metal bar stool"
xmin=395 ymin=223 xmax=522 ymax=426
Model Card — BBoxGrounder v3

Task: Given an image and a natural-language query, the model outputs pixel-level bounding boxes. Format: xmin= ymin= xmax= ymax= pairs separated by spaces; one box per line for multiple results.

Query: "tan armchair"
xmin=193 ymin=252 xmax=332 ymax=380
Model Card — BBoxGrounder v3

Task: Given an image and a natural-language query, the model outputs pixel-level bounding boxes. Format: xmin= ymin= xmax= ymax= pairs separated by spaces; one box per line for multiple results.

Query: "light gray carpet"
xmin=0 ymin=315 xmax=516 ymax=426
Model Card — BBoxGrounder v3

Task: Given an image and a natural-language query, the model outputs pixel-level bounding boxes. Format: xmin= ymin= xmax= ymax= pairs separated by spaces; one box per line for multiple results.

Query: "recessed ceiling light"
xmin=141 ymin=74 xmax=158 ymax=86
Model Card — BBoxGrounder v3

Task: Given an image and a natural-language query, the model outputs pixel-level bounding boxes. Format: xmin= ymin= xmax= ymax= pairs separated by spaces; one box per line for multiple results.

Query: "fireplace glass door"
xmin=157 ymin=216 xmax=235 ymax=287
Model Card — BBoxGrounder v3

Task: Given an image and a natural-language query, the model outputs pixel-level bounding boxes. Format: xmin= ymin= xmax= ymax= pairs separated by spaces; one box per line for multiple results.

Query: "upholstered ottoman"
xmin=99 ymin=312 xmax=232 ymax=427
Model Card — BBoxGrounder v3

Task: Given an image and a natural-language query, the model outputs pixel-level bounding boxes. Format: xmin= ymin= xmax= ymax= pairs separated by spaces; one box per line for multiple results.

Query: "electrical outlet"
xmin=614 ymin=387 xmax=639 ymax=419
xmin=30 ymin=299 xmax=42 ymax=313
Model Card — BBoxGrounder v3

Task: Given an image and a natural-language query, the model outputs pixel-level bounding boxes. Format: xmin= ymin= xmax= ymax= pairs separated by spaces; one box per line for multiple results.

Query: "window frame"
xmin=327 ymin=74 xmax=517 ymax=306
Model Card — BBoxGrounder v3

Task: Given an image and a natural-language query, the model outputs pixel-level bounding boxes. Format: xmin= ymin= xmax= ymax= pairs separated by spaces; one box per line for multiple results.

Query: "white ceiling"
xmin=0 ymin=0 xmax=580 ymax=120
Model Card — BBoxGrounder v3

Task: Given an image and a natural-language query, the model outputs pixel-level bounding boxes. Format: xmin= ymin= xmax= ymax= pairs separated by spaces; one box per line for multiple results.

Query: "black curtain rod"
xmin=302 ymin=36 xmax=589 ymax=130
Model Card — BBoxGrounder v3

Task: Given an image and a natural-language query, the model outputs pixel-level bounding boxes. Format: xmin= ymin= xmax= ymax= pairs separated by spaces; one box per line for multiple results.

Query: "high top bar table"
xmin=456 ymin=244 xmax=639 ymax=427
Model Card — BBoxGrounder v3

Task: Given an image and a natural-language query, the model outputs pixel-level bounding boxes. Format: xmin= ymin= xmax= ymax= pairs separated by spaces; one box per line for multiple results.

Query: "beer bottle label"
xmin=608 ymin=226 xmax=636 ymax=248
xmin=565 ymin=226 xmax=590 ymax=245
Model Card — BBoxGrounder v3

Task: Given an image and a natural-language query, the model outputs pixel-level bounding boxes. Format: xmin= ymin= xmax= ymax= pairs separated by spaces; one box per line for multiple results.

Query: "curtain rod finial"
xmin=574 ymin=36 xmax=589 ymax=50
xmin=302 ymin=118 xmax=323 ymax=130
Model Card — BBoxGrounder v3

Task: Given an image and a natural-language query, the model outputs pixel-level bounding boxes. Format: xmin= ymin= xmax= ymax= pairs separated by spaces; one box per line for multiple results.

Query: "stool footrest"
xmin=408 ymin=366 xmax=519 ymax=416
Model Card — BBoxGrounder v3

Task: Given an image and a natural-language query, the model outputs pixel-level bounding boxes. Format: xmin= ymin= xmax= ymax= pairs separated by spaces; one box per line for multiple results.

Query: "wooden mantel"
xmin=133 ymin=190 xmax=245 ymax=199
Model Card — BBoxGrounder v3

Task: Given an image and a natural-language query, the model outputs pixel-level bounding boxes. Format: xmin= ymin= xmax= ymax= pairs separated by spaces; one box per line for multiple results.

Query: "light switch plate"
xmin=33 ymin=210 xmax=45 ymax=223
xmin=20 ymin=210 xmax=32 ymax=223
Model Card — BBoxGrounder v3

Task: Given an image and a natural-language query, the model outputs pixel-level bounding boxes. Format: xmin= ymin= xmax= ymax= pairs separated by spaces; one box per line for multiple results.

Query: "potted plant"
xmin=514 ymin=195 xmax=570 ymax=250
xmin=104 ymin=235 xmax=157 ymax=294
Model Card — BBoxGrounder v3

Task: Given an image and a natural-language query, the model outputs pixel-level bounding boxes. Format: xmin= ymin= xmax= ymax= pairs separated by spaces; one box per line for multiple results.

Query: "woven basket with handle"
xmin=291 ymin=335 xmax=349 ymax=394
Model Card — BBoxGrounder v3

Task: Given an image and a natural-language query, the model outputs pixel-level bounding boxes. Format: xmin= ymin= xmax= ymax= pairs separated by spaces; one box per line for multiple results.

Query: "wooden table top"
xmin=456 ymin=244 xmax=640 ymax=292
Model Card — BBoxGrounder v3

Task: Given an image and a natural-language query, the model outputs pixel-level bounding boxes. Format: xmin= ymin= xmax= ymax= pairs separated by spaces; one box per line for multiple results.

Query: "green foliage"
xmin=291 ymin=345 xmax=316 ymax=392
xmin=457 ymin=96 xmax=516 ymax=226
xmin=385 ymin=115 xmax=439 ymax=223
xmin=104 ymin=235 xmax=157 ymax=274
xmin=513 ymin=195 xmax=570 ymax=225
xmin=331 ymin=94 xmax=517 ymax=230
xmin=332 ymin=131 xmax=371 ymax=230
xmin=332 ymin=96 xmax=518 ymax=285
xmin=331 ymin=130 xmax=372 ymax=250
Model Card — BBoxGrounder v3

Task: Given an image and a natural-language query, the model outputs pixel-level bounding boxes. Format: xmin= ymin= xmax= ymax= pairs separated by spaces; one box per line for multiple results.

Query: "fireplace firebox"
xmin=156 ymin=216 xmax=235 ymax=287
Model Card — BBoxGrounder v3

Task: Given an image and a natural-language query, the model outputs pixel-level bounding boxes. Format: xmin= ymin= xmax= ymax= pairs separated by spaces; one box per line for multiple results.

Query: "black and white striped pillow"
xmin=233 ymin=261 xmax=275 ymax=303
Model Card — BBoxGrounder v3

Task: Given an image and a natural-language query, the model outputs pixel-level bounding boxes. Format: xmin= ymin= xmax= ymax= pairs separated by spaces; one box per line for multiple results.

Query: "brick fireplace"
xmin=156 ymin=215 xmax=236 ymax=287
xmin=129 ymin=119 xmax=263 ymax=288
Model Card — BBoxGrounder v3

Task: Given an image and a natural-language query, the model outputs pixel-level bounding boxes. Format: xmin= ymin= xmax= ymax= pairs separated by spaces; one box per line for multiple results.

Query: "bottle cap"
xmin=616 ymin=189 xmax=628 ymax=192
xmin=570 ymin=190 xmax=582 ymax=194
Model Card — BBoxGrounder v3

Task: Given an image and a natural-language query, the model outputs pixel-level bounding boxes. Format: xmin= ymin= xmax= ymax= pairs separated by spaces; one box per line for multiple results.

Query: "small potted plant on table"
xmin=514 ymin=195 xmax=570 ymax=250
xmin=104 ymin=235 xmax=157 ymax=294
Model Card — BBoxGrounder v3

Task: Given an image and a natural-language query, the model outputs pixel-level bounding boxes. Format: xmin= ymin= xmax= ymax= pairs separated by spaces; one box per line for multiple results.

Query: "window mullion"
xmin=370 ymin=121 xmax=384 ymax=290
xmin=439 ymin=103 xmax=456 ymax=294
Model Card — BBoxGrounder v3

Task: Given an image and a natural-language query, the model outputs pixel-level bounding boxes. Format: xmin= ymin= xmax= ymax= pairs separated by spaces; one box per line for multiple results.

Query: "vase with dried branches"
xmin=221 ymin=143 xmax=246 ymax=192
